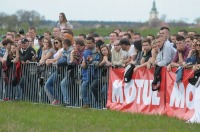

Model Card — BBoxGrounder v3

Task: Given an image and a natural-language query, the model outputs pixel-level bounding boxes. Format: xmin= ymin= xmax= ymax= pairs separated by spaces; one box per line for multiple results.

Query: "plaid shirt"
xmin=0 ymin=47 xmax=6 ymax=57
xmin=73 ymin=47 xmax=85 ymax=65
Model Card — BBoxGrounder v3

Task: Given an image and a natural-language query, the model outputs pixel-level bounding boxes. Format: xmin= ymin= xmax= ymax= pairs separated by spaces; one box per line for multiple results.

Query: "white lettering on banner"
xmin=186 ymin=84 xmax=195 ymax=109
xmin=135 ymin=80 xmax=143 ymax=104
xmin=142 ymin=80 xmax=151 ymax=105
xmin=112 ymin=80 xmax=123 ymax=103
xmin=151 ymin=90 xmax=160 ymax=105
xmin=124 ymin=80 xmax=136 ymax=104
xmin=169 ymin=82 xmax=194 ymax=109
xmin=112 ymin=79 xmax=160 ymax=105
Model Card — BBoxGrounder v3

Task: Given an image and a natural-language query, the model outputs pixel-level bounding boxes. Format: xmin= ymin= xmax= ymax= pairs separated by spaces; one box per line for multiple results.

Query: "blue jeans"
xmin=81 ymin=81 xmax=90 ymax=105
xmin=20 ymin=75 xmax=38 ymax=102
xmin=176 ymin=67 xmax=183 ymax=83
xmin=60 ymin=77 xmax=71 ymax=104
xmin=44 ymin=72 xmax=58 ymax=102
xmin=101 ymin=84 xmax=108 ymax=102
xmin=91 ymin=79 xmax=108 ymax=103
xmin=90 ymin=79 xmax=99 ymax=102
xmin=15 ymin=85 xmax=22 ymax=100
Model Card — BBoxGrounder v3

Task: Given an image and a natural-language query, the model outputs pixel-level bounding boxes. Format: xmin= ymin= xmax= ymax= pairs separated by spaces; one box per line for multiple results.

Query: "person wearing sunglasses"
xmin=187 ymin=37 xmax=200 ymax=86
xmin=45 ymin=37 xmax=63 ymax=65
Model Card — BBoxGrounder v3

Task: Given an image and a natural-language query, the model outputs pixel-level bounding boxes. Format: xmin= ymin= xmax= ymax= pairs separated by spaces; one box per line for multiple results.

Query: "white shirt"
xmin=122 ymin=45 xmax=135 ymax=59
xmin=54 ymin=48 xmax=63 ymax=59
xmin=34 ymin=38 xmax=39 ymax=49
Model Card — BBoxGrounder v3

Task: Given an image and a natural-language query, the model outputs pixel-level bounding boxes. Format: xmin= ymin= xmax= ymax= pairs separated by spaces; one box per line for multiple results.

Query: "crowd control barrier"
xmin=1 ymin=62 xmax=200 ymax=123
xmin=0 ymin=62 xmax=109 ymax=109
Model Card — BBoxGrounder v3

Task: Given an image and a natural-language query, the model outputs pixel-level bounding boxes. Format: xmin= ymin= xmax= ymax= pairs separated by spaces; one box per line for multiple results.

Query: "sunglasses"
xmin=114 ymin=44 xmax=119 ymax=46
xmin=196 ymin=44 xmax=200 ymax=47
xmin=54 ymin=41 xmax=59 ymax=44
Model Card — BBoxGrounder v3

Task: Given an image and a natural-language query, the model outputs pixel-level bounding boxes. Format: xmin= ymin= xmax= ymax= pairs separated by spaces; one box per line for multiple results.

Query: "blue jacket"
xmin=81 ymin=48 xmax=97 ymax=81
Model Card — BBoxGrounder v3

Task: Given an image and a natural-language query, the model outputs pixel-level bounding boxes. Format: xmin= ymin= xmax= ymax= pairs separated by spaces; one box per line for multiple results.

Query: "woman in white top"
xmin=39 ymin=38 xmax=54 ymax=65
xmin=57 ymin=12 xmax=69 ymax=30
xmin=46 ymin=37 xmax=63 ymax=65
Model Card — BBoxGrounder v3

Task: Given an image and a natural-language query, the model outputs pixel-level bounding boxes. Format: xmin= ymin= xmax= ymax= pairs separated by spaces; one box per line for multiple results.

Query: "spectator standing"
xmin=152 ymin=35 xmax=176 ymax=91
xmin=111 ymin=40 xmax=123 ymax=67
xmin=57 ymin=12 xmax=69 ymax=30
xmin=80 ymin=37 xmax=96 ymax=108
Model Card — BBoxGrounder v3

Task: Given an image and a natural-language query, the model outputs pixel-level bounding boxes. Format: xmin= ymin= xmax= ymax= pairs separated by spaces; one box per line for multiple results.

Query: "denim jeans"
xmin=90 ymin=79 xmax=99 ymax=102
xmin=101 ymin=84 xmax=108 ymax=102
xmin=81 ymin=81 xmax=90 ymax=105
xmin=44 ymin=72 xmax=58 ymax=103
xmin=15 ymin=85 xmax=22 ymax=100
xmin=176 ymin=67 xmax=183 ymax=83
xmin=60 ymin=77 xmax=71 ymax=104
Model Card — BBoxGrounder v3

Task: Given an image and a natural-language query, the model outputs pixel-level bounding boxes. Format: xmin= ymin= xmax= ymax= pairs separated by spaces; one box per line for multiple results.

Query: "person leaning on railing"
xmin=2 ymin=43 xmax=20 ymax=82
xmin=80 ymin=36 xmax=96 ymax=108
xmin=90 ymin=40 xmax=104 ymax=108
xmin=133 ymin=38 xmax=152 ymax=72
xmin=152 ymin=35 xmax=176 ymax=91
xmin=147 ymin=40 xmax=159 ymax=69
xmin=186 ymin=37 xmax=200 ymax=86
xmin=44 ymin=39 xmax=73 ymax=105
xmin=96 ymin=44 xmax=111 ymax=107
xmin=166 ymin=36 xmax=190 ymax=83
xmin=19 ymin=38 xmax=36 ymax=64
xmin=59 ymin=38 xmax=85 ymax=107
xmin=39 ymin=38 xmax=54 ymax=65
xmin=19 ymin=38 xmax=36 ymax=100
xmin=45 ymin=37 xmax=63 ymax=65
xmin=111 ymin=40 xmax=124 ymax=67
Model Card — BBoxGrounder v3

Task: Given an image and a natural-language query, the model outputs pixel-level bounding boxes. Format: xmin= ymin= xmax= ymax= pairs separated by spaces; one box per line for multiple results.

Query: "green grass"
xmin=0 ymin=102 xmax=199 ymax=132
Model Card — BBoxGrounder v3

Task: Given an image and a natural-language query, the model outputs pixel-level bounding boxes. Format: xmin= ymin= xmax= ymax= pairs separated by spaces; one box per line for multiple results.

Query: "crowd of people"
xmin=0 ymin=13 xmax=200 ymax=108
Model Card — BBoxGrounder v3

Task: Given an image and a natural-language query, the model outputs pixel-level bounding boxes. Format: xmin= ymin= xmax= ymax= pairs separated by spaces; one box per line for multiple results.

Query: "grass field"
xmin=0 ymin=101 xmax=199 ymax=132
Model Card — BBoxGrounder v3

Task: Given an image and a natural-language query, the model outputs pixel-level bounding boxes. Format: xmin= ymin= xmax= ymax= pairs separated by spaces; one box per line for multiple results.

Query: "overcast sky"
xmin=0 ymin=0 xmax=199 ymax=23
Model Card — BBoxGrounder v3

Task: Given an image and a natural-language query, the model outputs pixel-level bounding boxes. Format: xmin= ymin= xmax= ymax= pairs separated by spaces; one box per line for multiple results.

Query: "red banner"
xmin=165 ymin=68 xmax=195 ymax=120
xmin=107 ymin=67 xmax=165 ymax=115
xmin=107 ymin=67 xmax=200 ymax=123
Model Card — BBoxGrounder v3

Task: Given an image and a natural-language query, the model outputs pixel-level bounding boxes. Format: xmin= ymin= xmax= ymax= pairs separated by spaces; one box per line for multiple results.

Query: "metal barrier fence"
xmin=0 ymin=62 xmax=109 ymax=109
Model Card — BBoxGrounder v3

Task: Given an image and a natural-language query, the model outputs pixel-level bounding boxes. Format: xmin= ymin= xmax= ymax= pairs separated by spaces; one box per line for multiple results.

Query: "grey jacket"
xmin=156 ymin=43 xmax=176 ymax=67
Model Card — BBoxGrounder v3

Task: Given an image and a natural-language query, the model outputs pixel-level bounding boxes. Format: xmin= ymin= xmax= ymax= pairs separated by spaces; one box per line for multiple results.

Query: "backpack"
xmin=124 ymin=64 xmax=135 ymax=83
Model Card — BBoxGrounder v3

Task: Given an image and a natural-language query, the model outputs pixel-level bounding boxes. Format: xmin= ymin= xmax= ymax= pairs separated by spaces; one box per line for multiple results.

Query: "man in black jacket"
xmin=20 ymin=38 xmax=36 ymax=63
xmin=19 ymin=38 xmax=37 ymax=101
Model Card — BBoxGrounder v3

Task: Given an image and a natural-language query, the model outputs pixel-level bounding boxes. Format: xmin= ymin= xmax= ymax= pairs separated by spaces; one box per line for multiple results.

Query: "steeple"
xmin=149 ymin=0 xmax=158 ymax=20
xmin=149 ymin=0 xmax=159 ymax=27
xmin=151 ymin=0 xmax=157 ymax=13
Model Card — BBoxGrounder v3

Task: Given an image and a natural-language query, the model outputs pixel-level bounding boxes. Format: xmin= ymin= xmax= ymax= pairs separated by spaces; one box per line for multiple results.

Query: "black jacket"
xmin=20 ymin=46 xmax=36 ymax=62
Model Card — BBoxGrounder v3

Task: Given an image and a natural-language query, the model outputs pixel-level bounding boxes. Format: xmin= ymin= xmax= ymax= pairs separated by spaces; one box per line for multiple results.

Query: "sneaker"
xmin=3 ymin=98 xmax=10 ymax=101
xmin=82 ymin=104 xmax=90 ymax=108
xmin=51 ymin=100 xmax=60 ymax=105
xmin=62 ymin=102 xmax=70 ymax=107
xmin=195 ymin=77 xmax=200 ymax=87
xmin=152 ymin=83 xmax=160 ymax=91
xmin=189 ymin=77 xmax=198 ymax=85
xmin=39 ymin=77 xmax=44 ymax=86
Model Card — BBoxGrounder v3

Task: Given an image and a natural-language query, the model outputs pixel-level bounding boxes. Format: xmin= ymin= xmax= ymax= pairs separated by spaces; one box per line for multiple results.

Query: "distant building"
xmin=149 ymin=0 xmax=160 ymax=27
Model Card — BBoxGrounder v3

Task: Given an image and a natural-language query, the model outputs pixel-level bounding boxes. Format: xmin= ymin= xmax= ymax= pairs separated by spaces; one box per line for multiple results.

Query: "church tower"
xmin=149 ymin=0 xmax=159 ymax=27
